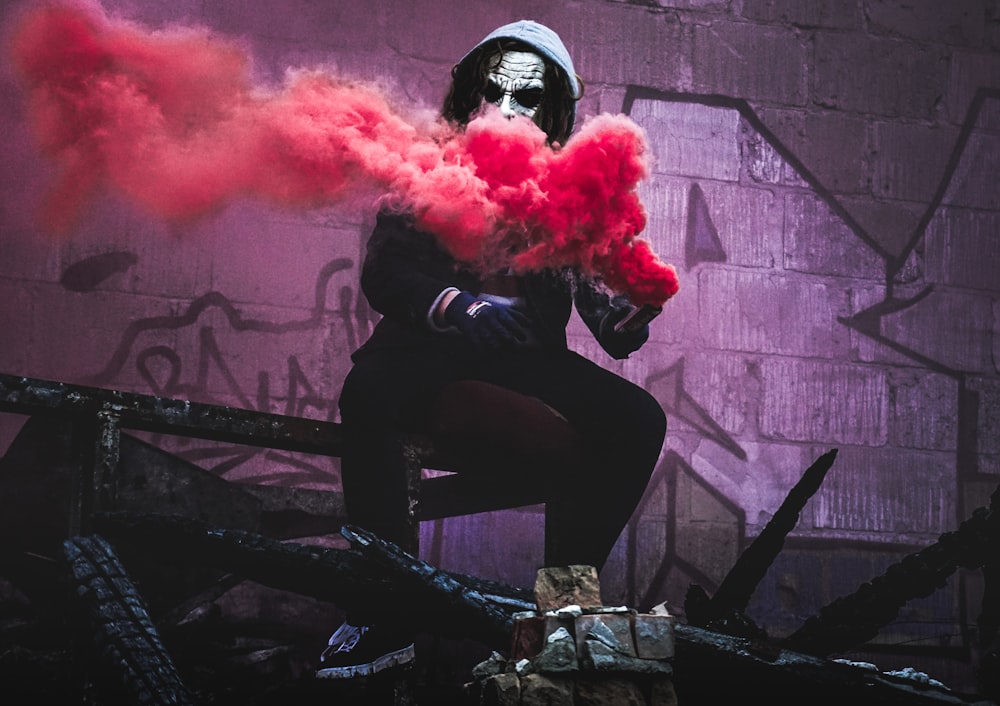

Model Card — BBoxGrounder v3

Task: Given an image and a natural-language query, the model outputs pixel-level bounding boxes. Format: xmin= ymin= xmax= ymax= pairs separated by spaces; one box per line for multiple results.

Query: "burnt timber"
xmin=0 ymin=372 xmax=998 ymax=704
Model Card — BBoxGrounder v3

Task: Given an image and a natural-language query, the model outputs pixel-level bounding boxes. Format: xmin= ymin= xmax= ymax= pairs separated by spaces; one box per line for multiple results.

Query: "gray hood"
xmin=460 ymin=20 xmax=580 ymax=99
xmin=457 ymin=21 xmax=581 ymax=135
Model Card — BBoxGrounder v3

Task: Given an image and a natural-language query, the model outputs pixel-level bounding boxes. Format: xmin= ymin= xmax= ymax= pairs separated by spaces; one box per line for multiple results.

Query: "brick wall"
xmin=1 ymin=0 xmax=997 ymax=690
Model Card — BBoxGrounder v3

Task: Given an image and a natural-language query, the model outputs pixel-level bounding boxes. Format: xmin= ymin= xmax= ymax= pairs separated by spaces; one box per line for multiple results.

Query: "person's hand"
xmin=445 ymin=291 xmax=529 ymax=350
xmin=599 ymin=306 xmax=651 ymax=359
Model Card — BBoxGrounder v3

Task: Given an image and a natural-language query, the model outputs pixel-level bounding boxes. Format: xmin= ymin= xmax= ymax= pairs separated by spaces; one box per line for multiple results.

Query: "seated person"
xmin=318 ymin=19 xmax=667 ymax=679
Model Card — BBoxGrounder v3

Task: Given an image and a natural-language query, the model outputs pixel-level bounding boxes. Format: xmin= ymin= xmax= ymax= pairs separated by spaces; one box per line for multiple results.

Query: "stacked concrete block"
xmin=467 ymin=566 xmax=678 ymax=706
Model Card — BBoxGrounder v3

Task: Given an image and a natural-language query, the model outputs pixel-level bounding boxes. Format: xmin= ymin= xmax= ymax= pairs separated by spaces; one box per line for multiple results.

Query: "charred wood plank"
xmin=62 ymin=535 xmax=196 ymax=706
xmin=980 ymin=556 xmax=1000 ymax=704
xmin=714 ymin=449 xmax=837 ymax=611
xmin=90 ymin=513 xmax=996 ymax=704
xmin=785 ymin=484 xmax=1000 ymax=658
xmin=93 ymin=512 xmax=532 ymax=649
xmin=340 ymin=524 xmax=516 ymax=648
xmin=0 ymin=372 xmax=344 ymax=457
xmin=686 ymin=449 xmax=837 ymax=637
xmin=673 ymin=624 xmax=994 ymax=706
xmin=975 ymin=485 xmax=1000 ymax=703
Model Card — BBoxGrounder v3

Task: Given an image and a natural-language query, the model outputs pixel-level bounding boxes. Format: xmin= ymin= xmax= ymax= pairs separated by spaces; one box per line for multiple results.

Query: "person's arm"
xmin=361 ymin=211 xmax=529 ymax=349
xmin=573 ymin=276 xmax=654 ymax=360
xmin=360 ymin=211 xmax=468 ymax=330
xmin=431 ymin=288 xmax=462 ymax=328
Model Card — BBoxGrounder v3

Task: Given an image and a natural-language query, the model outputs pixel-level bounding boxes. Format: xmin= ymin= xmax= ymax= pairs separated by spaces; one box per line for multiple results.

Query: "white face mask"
xmin=483 ymin=50 xmax=546 ymax=120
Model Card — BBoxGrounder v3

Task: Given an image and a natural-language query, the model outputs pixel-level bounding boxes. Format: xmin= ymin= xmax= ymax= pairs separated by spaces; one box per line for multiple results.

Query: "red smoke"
xmin=8 ymin=2 xmax=679 ymax=306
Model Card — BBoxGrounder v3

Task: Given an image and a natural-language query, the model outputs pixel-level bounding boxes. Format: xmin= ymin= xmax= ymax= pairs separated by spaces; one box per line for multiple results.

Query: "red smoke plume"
xmin=8 ymin=2 xmax=679 ymax=306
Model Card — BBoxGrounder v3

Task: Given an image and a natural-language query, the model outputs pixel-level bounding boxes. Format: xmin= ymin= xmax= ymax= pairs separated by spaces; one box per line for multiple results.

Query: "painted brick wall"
xmin=1 ymin=0 xmax=997 ymax=689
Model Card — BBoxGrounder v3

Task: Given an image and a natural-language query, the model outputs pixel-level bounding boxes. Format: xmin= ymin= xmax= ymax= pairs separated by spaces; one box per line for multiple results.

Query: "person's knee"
xmin=575 ymin=389 xmax=663 ymax=481
xmin=643 ymin=392 xmax=667 ymax=443
xmin=338 ymin=365 xmax=398 ymax=426
xmin=616 ymin=389 xmax=666 ymax=482
xmin=618 ymin=386 xmax=666 ymax=446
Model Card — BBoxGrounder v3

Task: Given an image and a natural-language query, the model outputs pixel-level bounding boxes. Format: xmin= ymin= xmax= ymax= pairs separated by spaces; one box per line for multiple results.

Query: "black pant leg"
xmin=339 ymin=345 xmax=665 ymax=572
xmin=476 ymin=349 xmax=667 ymax=569
xmin=338 ymin=348 xmax=463 ymax=548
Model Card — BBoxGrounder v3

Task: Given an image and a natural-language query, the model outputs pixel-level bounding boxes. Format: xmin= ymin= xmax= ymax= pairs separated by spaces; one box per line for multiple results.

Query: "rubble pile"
xmin=466 ymin=565 xmax=678 ymax=706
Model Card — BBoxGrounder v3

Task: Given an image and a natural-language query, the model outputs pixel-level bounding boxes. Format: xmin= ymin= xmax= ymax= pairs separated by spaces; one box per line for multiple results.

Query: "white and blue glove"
xmin=445 ymin=291 xmax=530 ymax=351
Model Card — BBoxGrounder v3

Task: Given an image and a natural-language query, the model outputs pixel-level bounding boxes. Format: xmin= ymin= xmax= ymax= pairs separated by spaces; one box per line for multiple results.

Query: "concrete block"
xmin=480 ymin=672 xmax=521 ymax=706
xmin=944 ymin=50 xmax=1000 ymax=125
xmin=880 ymin=287 xmax=995 ymax=374
xmin=765 ymin=108 xmax=871 ymax=195
xmin=698 ymin=269 xmax=852 ymax=359
xmin=557 ymin=8 xmax=687 ymax=89
xmin=807 ymin=447 xmax=956 ymax=536
xmin=837 ymin=194 xmax=923 ymax=261
xmin=676 ymin=352 xmax=754 ymax=436
xmin=213 ymin=0 xmax=385 ymax=52
xmin=512 ymin=614 xmax=576 ymax=662
xmin=692 ymin=23 xmax=807 ymax=104
xmin=650 ymin=677 xmax=679 ymax=705
xmin=814 ymin=33 xmax=947 ymax=118
xmin=690 ymin=180 xmax=783 ymax=269
xmin=575 ymin=677 xmax=647 ymax=706
xmin=638 ymin=175 xmax=689 ymax=267
xmin=533 ymin=627 xmax=579 ymax=673
xmin=943 ymin=128 xmax=1000 ymax=210
xmin=0 ymin=281 xmax=33 ymax=374
xmin=968 ymin=376 xmax=1000 ymax=455
xmin=630 ymin=100 xmax=741 ymax=182
xmin=872 ymin=122 xmax=959 ymax=203
xmin=760 ymin=357 xmax=888 ymax=446
xmin=848 ymin=283 xmax=925 ymax=367
xmin=27 ymin=289 xmax=167 ymax=385
xmin=421 ymin=511 xmax=544 ymax=590
xmin=865 ymin=0 xmax=985 ymax=45
xmin=743 ymin=118 xmax=810 ymax=188
xmin=519 ymin=673 xmax=574 ymax=706
xmin=575 ymin=613 xmax=636 ymax=658
xmin=784 ymin=192 xmax=885 ymax=279
xmin=691 ymin=442 xmax=823 ymax=535
xmin=578 ymin=84 xmax=629 ymax=118
xmin=204 ymin=212 xmax=362 ymax=310
xmin=386 ymin=5 xmax=514 ymax=64
xmin=626 ymin=520 xmax=673 ymax=599
xmin=671 ymin=0 xmax=730 ymax=9
xmin=889 ymin=370 xmax=959 ymax=451
xmin=741 ymin=0 xmax=861 ymax=29
xmin=673 ymin=516 xmax=740 ymax=588
xmin=511 ymin=615 xmax=546 ymax=662
xmin=633 ymin=613 xmax=676 ymax=660
xmin=535 ymin=565 xmax=603 ymax=611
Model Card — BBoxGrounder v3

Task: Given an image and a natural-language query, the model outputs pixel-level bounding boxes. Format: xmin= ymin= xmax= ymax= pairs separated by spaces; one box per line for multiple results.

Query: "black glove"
xmin=598 ymin=306 xmax=651 ymax=359
xmin=445 ymin=291 xmax=529 ymax=351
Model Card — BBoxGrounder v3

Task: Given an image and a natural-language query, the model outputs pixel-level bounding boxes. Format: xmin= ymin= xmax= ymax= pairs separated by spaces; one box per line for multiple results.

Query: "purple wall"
xmin=1 ymin=0 xmax=998 ymax=688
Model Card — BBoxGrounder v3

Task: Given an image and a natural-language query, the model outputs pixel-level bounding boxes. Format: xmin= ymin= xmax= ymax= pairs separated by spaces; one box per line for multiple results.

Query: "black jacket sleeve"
xmin=360 ymin=210 xmax=480 ymax=330
xmin=358 ymin=209 xmax=649 ymax=360
xmin=573 ymin=275 xmax=649 ymax=360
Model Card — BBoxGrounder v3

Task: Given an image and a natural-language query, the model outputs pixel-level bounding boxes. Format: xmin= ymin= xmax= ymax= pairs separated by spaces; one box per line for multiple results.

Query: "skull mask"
xmin=482 ymin=50 xmax=546 ymax=122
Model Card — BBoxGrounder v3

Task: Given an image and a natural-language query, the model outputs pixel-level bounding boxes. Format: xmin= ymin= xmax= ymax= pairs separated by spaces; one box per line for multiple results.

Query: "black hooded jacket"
xmin=351 ymin=210 xmax=633 ymax=362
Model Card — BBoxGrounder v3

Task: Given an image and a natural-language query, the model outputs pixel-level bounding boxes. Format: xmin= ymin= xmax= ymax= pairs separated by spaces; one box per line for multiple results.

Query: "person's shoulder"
xmin=375 ymin=206 xmax=417 ymax=229
xmin=370 ymin=207 xmax=446 ymax=258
